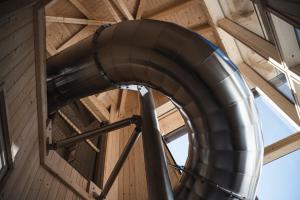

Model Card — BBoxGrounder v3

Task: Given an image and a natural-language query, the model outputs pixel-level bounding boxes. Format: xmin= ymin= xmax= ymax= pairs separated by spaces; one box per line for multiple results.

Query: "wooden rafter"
xmin=111 ymin=0 xmax=134 ymax=20
xmin=103 ymin=0 xmax=122 ymax=22
xmin=69 ymin=0 xmax=94 ymax=19
xmin=46 ymin=16 xmax=114 ymax=26
xmin=191 ymin=23 xmax=212 ymax=35
xmin=58 ymin=110 xmax=100 ymax=152
xmin=57 ymin=25 xmax=98 ymax=52
xmin=135 ymin=0 xmax=145 ymax=19
xmin=218 ymin=18 xmax=280 ymax=62
xmin=264 ymin=131 xmax=300 ymax=164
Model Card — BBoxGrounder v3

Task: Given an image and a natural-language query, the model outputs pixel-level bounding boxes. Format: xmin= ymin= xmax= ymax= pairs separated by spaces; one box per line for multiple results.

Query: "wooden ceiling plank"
xmin=80 ymin=95 xmax=110 ymax=122
xmin=111 ymin=0 xmax=134 ymax=20
xmin=58 ymin=110 xmax=100 ymax=152
xmin=135 ymin=0 xmax=145 ymax=19
xmin=57 ymin=25 xmax=96 ymax=52
xmin=264 ymin=131 xmax=300 ymax=165
xmin=69 ymin=0 xmax=94 ymax=19
xmin=103 ymin=0 xmax=122 ymax=22
xmin=46 ymin=16 xmax=114 ymax=26
xmin=145 ymin=0 xmax=198 ymax=19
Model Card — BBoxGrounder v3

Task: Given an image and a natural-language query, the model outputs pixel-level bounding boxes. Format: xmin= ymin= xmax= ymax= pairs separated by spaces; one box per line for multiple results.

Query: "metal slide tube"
xmin=140 ymin=88 xmax=174 ymax=200
xmin=97 ymin=127 xmax=142 ymax=200
xmin=47 ymin=20 xmax=263 ymax=200
xmin=48 ymin=116 xmax=141 ymax=149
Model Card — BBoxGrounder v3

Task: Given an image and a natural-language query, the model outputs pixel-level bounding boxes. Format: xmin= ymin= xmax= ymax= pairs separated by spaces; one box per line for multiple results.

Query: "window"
xmin=270 ymin=14 xmax=300 ymax=68
xmin=166 ymin=133 xmax=189 ymax=167
xmin=257 ymin=149 xmax=300 ymax=200
xmin=237 ymin=40 xmax=295 ymax=103
xmin=219 ymin=0 xmax=268 ymax=39
xmin=254 ymin=90 xmax=298 ymax=146
xmin=0 ymin=87 xmax=11 ymax=185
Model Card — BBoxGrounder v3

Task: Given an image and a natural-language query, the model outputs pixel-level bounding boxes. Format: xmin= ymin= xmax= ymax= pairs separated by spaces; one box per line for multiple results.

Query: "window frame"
xmin=0 ymin=83 xmax=13 ymax=188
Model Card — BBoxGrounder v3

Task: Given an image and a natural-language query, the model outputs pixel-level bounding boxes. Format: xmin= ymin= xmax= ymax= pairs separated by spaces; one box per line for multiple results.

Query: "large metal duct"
xmin=47 ymin=20 xmax=263 ymax=200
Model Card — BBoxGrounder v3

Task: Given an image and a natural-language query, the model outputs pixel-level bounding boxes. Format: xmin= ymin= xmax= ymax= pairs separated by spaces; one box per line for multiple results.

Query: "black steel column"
xmin=139 ymin=87 xmax=174 ymax=200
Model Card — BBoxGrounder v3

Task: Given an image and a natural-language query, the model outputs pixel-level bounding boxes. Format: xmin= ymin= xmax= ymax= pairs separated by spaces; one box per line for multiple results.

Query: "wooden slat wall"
xmin=0 ymin=6 xmax=88 ymax=200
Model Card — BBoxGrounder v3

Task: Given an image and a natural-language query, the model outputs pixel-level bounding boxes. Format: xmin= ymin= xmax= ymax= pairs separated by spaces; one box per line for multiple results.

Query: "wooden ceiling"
xmin=45 ymin=0 xmax=220 ymax=57
xmin=45 ymin=0 xmax=219 ymax=136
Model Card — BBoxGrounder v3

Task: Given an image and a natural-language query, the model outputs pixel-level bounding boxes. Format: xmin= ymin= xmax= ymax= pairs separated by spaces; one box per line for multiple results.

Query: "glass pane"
xmin=237 ymin=40 xmax=295 ymax=102
xmin=167 ymin=134 xmax=189 ymax=166
xmin=254 ymin=94 xmax=298 ymax=146
xmin=296 ymin=28 xmax=300 ymax=47
xmin=219 ymin=0 xmax=266 ymax=38
xmin=257 ymin=150 xmax=300 ymax=199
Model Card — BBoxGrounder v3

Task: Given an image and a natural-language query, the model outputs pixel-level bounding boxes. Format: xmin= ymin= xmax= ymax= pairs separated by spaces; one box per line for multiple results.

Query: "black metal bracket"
xmin=47 ymin=115 xmax=142 ymax=151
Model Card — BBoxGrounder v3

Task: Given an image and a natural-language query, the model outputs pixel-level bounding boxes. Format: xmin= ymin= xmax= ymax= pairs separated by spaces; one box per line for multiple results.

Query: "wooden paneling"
xmin=0 ymin=6 xmax=90 ymax=200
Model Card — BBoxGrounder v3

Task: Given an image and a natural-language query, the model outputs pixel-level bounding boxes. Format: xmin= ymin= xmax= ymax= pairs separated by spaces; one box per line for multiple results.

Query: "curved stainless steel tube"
xmin=47 ymin=20 xmax=263 ymax=200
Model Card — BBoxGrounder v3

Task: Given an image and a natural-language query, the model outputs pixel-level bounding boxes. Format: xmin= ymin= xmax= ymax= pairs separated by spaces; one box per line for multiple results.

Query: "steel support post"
xmin=97 ymin=126 xmax=142 ymax=200
xmin=139 ymin=87 xmax=174 ymax=200
xmin=48 ymin=115 xmax=141 ymax=150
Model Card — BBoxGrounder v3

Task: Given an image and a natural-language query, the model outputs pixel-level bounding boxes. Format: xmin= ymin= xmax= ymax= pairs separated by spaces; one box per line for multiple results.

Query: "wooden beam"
xmin=238 ymin=62 xmax=300 ymax=125
xmin=46 ymin=16 xmax=113 ymax=26
xmin=46 ymin=40 xmax=58 ymax=56
xmin=111 ymin=0 xmax=134 ymax=20
xmin=69 ymin=0 xmax=94 ymax=19
xmin=190 ymin=23 xmax=213 ymax=35
xmin=218 ymin=18 xmax=281 ymax=62
xmin=103 ymin=0 xmax=122 ymax=22
xmin=156 ymin=101 xmax=175 ymax=118
xmin=264 ymin=131 xmax=300 ymax=164
xmin=135 ymin=0 xmax=145 ymax=19
xmin=145 ymin=0 xmax=198 ymax=19
xmin=58 ymin=110 xmax=100 ymax=153
xmin=117 ymin=89 xmax=128 ymax=115
xmin=57 ymin=25 xmax=98 ymax=52
xmin=158 ymin=109 xmax=185 ymax=136
xmin=80 ymin=95 xmax=110 ymax=122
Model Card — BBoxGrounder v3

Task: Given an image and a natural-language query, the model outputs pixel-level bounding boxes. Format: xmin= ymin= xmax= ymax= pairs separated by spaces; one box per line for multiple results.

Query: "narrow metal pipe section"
xmin=98 ymin=126 xmax=142 ymax=200
xmin=139 ymin=88 xmax=174 ymax=200
xmin=48 ymin=115 xmax=141 ymax=150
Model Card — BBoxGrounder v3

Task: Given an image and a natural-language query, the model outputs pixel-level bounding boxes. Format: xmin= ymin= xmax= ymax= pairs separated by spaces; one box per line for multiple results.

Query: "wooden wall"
xmin=0 ymin=6 xmax=88 ymax=200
